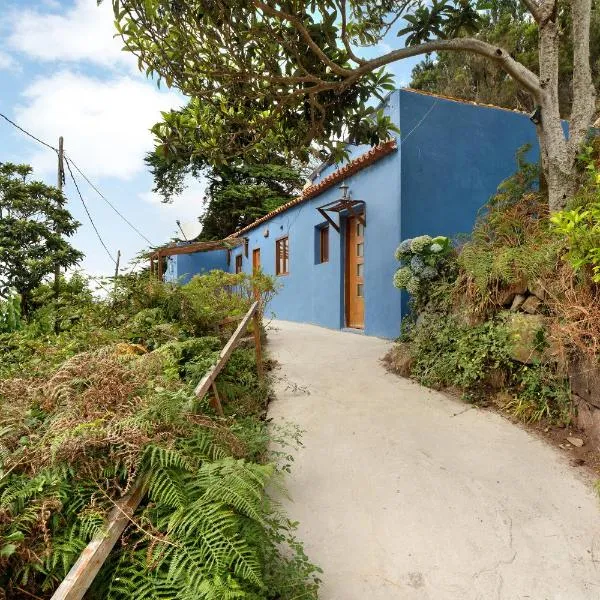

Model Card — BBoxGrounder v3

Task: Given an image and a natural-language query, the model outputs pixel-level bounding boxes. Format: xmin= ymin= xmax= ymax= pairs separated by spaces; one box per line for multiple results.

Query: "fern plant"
xmin=96 ymin=442 xmax=319 ymax=600
xmin=0 ymin=271 xmax=319 ymax=600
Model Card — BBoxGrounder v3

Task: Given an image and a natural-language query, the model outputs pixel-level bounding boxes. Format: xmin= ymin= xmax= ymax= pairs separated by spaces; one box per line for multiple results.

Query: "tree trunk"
xmin=535 ymin=0 xmax=597 ymax=212
xmin=536 ymin=10 xmax=574 ymax=212
xmin=537 ymin=108 xmax=577 ymax=212
xmin=544 ymin=149 xmax=578 ymax=212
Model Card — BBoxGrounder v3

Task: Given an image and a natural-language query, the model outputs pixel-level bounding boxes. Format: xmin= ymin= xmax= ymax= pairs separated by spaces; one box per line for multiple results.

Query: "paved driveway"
xmin=267 ymin=320 xmax=600 ymax=600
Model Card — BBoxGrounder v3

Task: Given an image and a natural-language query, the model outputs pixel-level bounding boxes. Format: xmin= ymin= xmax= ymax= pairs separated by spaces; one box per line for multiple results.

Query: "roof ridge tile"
xmin=228 ymin=139 xmax=397 ymax=238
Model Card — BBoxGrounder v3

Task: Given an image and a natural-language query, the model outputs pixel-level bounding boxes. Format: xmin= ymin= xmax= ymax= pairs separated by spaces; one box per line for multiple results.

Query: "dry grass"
xmin=0 ymin=343 xmax=251 ymax=485
xmin=545 ymin=264 xmax=600 ymax=361
xmin=382 ymin=343 xmax=414 ymax=378
xmin=0 ymin=346 xmax=173 ymax=479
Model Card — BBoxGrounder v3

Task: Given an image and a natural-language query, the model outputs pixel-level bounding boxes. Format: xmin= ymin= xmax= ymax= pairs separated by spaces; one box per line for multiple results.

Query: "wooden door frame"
xmin=344 ymin=213 xmax=365 ymax=329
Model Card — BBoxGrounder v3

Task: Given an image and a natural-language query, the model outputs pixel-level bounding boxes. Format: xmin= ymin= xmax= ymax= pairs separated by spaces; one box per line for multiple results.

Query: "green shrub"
xmin=457 ymin=147 xmax=562 ymax=307
xmin=0 ymin=289 xmax=22 ymax=333
xmin=506 ymin=364 xmax=571 ymax=424
xmin=113 ymin=272 xmax=186 ymax=323
xmin=177 ymin=270 xmax=278 ymax=336
xmin=550 ymin=147 xmax=600 ymax=282
xmin=391 ymin=146 xmax=592 ymax=427
xmin=405 ymin=313 xmax=511 ymax=396
xmin=216 ymin=348 xmax=269 ymax=417
xmin=0 ymin=385 xmax=320 ymax=599
xmin=125 ymin=307 xmax=184 ymax=348
xmin=96 ymin=443 xmax=320 ymax=600
xmin=550 ymin=198 xmax=600 ymax=283
xmin=156 ymin=336 xmax=222 ymax=382
xmin=551 ymin=203 xmax=600 ymax=281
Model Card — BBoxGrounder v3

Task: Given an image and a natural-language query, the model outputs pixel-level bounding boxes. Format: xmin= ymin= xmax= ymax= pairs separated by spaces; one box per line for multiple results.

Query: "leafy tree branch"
xmin=107 ymin=0 xmax=598 ymax=211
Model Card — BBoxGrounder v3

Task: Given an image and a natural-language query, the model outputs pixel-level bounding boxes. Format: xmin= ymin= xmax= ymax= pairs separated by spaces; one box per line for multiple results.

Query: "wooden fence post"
xmin=252 ymin=310 xmax=264 ymax=382
xmin=194 ymin=301 xmax=259 ymax=400
xmin=210 ymin=382 xmax=225 ymax=417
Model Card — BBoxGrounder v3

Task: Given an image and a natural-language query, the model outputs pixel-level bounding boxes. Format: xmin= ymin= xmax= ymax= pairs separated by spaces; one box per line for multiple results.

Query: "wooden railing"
xmin=195 ymin=301 xmax=262 ymax=416
xmin=51 ymin=301 xmax=263 ymax=600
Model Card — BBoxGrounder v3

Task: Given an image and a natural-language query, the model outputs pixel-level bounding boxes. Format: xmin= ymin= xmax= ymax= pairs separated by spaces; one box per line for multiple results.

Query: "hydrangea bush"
xmin=393 ymin=235 xmax=451 ymax=297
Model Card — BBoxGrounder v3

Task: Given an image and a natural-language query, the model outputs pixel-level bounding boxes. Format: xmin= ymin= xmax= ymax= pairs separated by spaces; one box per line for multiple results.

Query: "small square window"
xmin=357 ymin=283 xmax=364 ymax=297
xmin=357 ymin=263 xmax=364 ymax=277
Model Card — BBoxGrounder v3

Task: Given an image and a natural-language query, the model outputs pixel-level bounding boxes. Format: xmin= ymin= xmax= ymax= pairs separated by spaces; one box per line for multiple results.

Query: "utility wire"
xmin=65 ymin=155 xmax=155 ymax=246
xmin=65 ymin=157 xmax=117 ymax=265
xmin=0 ymin=112 xmax=155 ymax=246
xmin=400 ymin=99 xmax=440 ymax=145
xmin=86 ymin=274 xmax=114 ymax=297
xmin=0 ymin=112 xmax=59 ymax=153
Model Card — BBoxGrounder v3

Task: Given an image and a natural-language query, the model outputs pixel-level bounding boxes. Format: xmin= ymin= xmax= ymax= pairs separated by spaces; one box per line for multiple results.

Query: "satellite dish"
xmin=178 ymin=220 xmax=203 ymax=240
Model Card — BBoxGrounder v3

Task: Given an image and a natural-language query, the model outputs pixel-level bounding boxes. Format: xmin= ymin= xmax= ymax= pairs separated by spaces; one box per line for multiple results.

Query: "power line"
xmin=0 ymin=112 xmax=155 ymax=246
xmin=64 ymin=157 xmax=117 ymax=266
xmin=65 ymin=155 xmax=155 ymax=246
xmin=400 ymin=99 xmax=440 ymax=145
xmin=0 ymin=112 xmax=59 ymax=153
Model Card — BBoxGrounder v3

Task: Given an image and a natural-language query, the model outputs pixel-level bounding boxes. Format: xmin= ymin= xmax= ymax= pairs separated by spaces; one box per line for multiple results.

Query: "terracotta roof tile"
xmin=229 ymin=139 xmax=397 ymax=238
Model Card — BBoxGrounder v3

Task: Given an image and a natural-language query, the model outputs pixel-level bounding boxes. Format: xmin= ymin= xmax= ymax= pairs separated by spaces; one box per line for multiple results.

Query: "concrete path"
xmin=267 ymin=320 xmax=600 ymax=600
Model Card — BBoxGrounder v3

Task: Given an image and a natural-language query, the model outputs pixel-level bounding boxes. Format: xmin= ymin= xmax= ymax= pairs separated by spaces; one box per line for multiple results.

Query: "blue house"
xmin=164 ymin=89 xmax=539 ymax=339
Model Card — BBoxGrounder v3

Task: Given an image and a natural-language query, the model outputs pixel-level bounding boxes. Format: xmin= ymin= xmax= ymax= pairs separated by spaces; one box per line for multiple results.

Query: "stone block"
xmin=528 ymin=280 xmax=547 ymax=301
xmin=542 ymin=336 xmax=568 ymax=373
xmin=497 ymin=280 xmax=528 ymax=307
xmin=572 ymin=394 xmax=600 ymax=446
xmin=521 ymin=295 xmax=542 ymax=314
xmin=510 ymin=294 xmax=526 ymax=311
xmin=569 ymin=355 xmax=600 ymax=409
xmin=505 ymin=312 xmax=545 ymax=364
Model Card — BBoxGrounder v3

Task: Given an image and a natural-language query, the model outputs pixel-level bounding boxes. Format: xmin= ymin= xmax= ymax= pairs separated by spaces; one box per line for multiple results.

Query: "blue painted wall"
xmin=229 ymin=141 xmax=402 ymax=338
xmin=167 ymin=89 xmax=540 ymax=338
xmin=398 ymin=90 xmax=539 ymax=316
xmin=165 ymin=249 xmax=229 ymax=284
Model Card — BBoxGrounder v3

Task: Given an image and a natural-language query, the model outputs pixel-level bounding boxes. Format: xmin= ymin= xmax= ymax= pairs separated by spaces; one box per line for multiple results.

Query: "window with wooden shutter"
xmin=319 ymin=226 xmax=329 ymax=263
xmin=275 ymin=236 xmax=289 ymax=275
xmin=235 ymin=254 xmax=243 ymax=273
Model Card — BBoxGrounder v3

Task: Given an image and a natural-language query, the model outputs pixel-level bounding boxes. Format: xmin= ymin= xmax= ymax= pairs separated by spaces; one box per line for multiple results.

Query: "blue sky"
xmin=0 ymin=0 xmax=419 ymax=277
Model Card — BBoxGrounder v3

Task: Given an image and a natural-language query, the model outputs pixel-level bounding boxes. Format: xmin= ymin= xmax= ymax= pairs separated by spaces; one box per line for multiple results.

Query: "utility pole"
xmin=54 ymin=136 xmax=64 ymax=333
xmin=113 ymin=250 xmax=121 ymax=297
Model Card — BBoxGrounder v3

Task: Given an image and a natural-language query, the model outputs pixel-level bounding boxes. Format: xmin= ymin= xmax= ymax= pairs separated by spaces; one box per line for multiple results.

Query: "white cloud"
xmin=7 ymin=0 xmax=136 ymax=71
xmin=140 ymin=176 xmax=208 ymax=234
xmin=14 ymin=70 xmax=184 ymax=180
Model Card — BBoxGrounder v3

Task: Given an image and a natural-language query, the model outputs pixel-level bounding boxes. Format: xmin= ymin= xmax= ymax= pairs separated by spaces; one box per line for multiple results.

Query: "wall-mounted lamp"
xmin=529 ymin=106 xmax=542 ymax=125
xmin=339 ymin=182 xmax=350 ymax=199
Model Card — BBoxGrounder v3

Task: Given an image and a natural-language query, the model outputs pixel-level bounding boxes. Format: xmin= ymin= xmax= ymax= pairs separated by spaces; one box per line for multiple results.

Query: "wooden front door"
xmin=345 ymin=215 xmax=364 ymax=329
xmin=252 ymin=248 xmax=261 ymax=273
